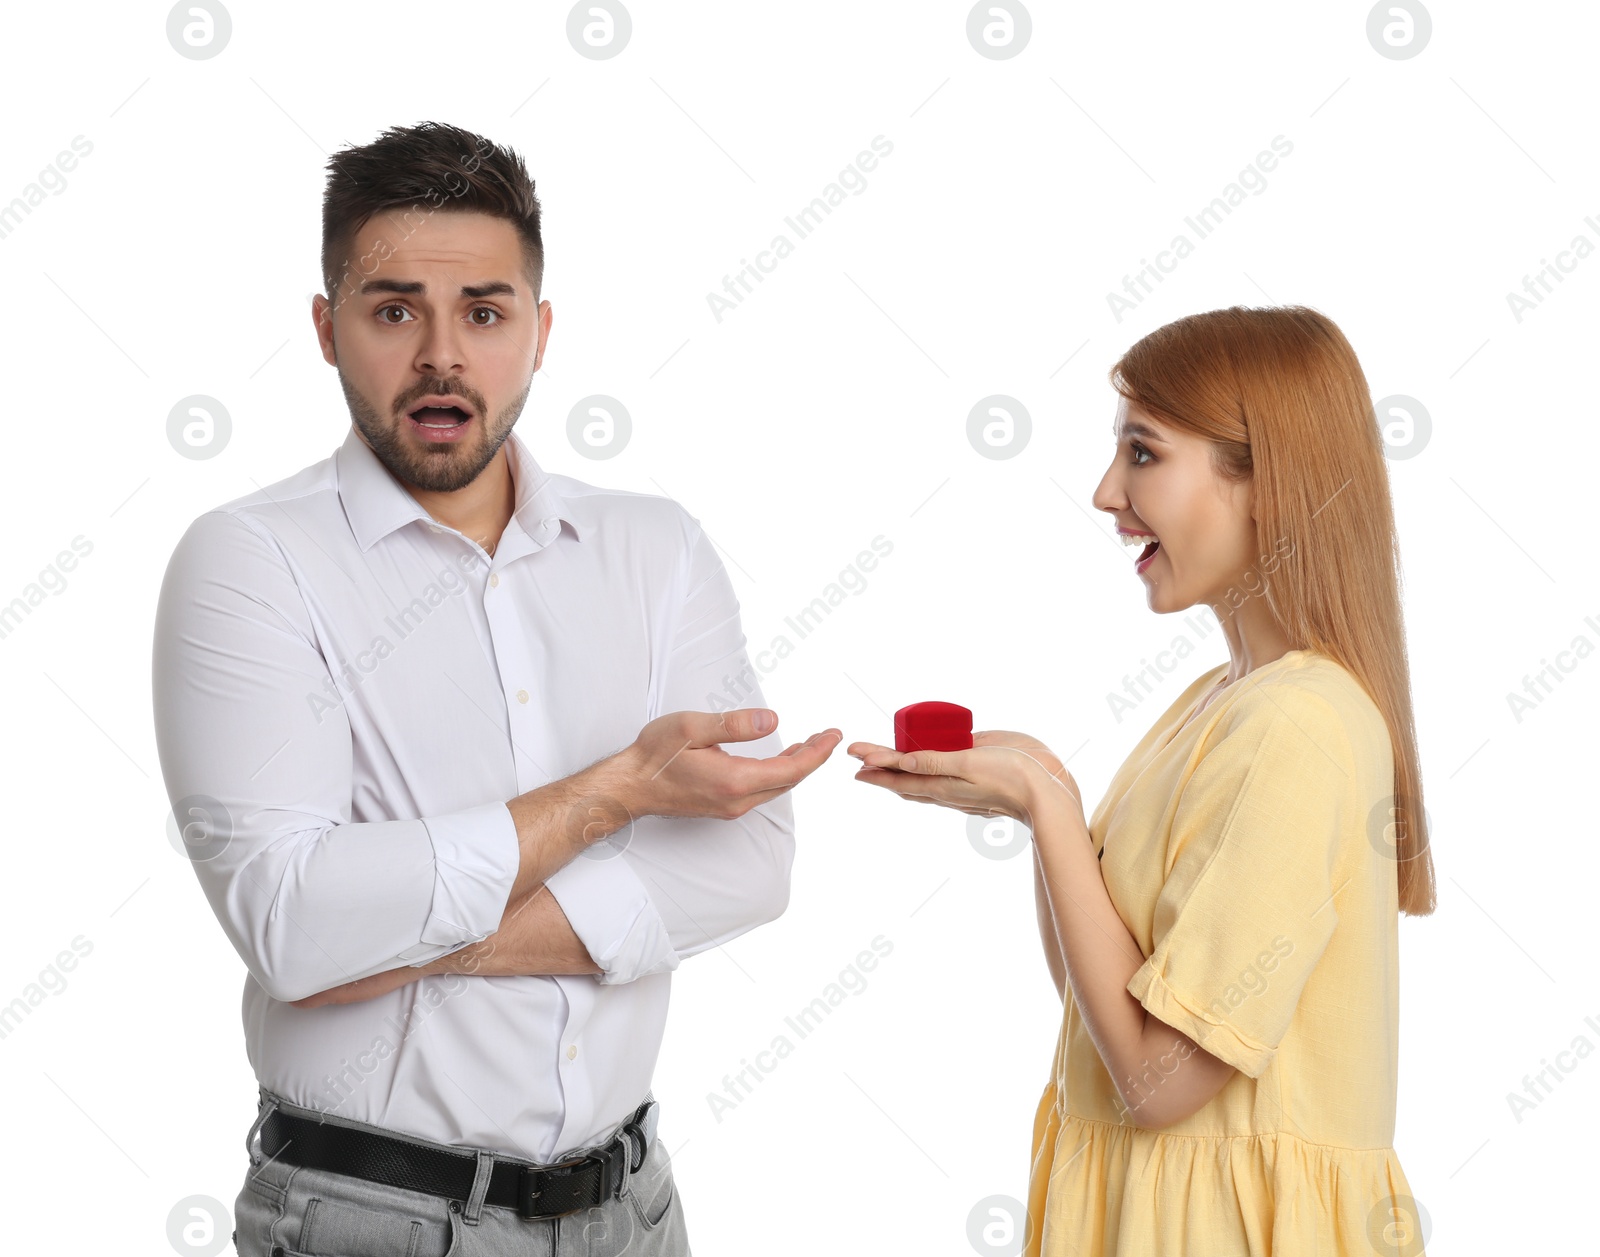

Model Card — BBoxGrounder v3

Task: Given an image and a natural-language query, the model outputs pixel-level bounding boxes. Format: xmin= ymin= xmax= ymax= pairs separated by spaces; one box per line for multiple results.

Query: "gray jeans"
xmin=232 ymin=1089 xmax=690 ymax=1256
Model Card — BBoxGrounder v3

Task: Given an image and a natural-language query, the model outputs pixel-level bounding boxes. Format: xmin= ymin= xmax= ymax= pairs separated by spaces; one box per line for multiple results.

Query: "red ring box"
xmin=894 ymin=701 xmax=974 ymax=753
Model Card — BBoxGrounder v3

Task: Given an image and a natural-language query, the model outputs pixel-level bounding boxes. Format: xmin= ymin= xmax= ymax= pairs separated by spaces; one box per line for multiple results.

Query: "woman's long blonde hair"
xmin=1110 ymin=305 xmax=1436 ymax=916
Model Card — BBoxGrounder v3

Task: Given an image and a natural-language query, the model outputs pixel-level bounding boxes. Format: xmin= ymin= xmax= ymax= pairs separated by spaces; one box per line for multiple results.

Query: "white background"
xmin=0 ymin=1 xmax=1594 ymax=1253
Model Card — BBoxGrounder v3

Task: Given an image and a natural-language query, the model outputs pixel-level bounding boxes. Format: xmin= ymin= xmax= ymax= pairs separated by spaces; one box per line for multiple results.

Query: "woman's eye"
xmin=1130 ymin=441 xmax=1153 ymax=465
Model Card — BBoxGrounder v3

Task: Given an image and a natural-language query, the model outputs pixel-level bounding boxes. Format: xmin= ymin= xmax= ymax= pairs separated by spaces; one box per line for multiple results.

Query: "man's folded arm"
xmin=539 ymin=511 xmax=796 ymax=986
xmin=152 ymin=510 xmax=522 ymax=1003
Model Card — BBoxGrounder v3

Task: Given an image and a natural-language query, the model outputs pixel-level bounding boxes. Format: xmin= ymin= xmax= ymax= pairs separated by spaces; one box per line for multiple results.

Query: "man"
xmin=152 ymin=120 xmax=841 ymax=1256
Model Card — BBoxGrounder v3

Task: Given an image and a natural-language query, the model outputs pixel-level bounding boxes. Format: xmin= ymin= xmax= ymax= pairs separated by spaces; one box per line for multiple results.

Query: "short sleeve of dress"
xmin=1125 ymin=687 xmax=1352 ymax=1078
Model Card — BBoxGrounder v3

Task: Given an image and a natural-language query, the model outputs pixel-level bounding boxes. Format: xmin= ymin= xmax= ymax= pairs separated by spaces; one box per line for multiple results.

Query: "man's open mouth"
xmin=409 ymin=405 xmax=472 ymax=428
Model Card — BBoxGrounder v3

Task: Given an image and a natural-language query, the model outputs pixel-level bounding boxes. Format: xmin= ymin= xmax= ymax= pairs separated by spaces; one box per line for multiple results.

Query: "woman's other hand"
xmin=846 ymin=730 xmax=1079 ymax=822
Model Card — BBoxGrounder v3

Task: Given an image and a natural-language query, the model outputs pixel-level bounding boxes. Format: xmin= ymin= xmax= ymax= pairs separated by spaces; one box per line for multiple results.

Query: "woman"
xmin=848 ymin=306 xmax=1434 ymax=1256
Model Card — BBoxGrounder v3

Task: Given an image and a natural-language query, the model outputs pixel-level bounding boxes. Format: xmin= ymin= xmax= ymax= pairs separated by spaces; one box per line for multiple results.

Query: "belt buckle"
xmin=518 ymin=1142 xmax=625 ymax=1220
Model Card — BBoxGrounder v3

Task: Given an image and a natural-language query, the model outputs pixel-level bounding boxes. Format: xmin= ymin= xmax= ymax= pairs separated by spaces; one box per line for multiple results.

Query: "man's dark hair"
xmin=321 ymin=120 xmax=543 ymax=307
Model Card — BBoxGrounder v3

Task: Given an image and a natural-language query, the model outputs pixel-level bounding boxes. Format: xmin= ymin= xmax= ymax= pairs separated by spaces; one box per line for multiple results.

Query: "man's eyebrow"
xmin=1112 ymin=419 xmax=1167 ymax=442
xmin=358 ymin=279 xmax=518 ymax=299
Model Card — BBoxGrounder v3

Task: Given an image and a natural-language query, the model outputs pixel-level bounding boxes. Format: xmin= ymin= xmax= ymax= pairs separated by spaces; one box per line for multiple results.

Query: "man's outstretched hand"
xmin=609 ymin=708 xmax=842 ymax=821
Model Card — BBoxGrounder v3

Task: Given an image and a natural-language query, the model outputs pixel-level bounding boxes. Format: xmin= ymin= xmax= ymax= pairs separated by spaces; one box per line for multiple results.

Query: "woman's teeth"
xmin=1119 ymin=533 xmax=1161 ymax=566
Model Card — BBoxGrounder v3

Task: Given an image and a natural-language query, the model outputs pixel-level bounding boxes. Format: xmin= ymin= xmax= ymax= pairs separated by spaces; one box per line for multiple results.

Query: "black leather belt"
xmin=255 ymin=1096 xmax=658 ymax=1220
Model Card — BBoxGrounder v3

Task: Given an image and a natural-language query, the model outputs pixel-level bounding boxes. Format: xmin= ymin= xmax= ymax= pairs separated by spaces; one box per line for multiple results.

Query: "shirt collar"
xmin=336 ymin=424 xmax=588 ymax=553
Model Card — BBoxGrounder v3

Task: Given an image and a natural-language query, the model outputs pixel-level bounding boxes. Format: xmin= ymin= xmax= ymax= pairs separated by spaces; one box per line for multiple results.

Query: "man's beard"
xmin=339 ymin=369 xmax=531 ymax=494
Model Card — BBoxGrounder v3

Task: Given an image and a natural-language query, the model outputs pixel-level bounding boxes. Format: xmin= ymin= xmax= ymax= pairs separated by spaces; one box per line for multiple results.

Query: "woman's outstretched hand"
xmin=846 ymin=730 xmax=1079 ymax=824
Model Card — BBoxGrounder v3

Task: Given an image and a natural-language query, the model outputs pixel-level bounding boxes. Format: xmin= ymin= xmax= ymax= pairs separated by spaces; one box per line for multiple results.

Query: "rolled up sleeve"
xmin=152 ymin=510 xmax=519 ymax=1002
xmin=399 ymin=802 xmax=523 ymax=963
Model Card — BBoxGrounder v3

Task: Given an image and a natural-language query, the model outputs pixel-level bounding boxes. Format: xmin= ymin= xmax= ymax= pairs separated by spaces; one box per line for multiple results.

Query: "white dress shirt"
xmin=152 ymin=424 xmax=795 ymax=1161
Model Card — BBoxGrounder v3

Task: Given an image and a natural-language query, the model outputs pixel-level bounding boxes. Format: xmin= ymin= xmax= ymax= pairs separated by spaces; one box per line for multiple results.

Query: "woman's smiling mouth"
xmin=1118 ymin=527 xmax=1161 ymax=573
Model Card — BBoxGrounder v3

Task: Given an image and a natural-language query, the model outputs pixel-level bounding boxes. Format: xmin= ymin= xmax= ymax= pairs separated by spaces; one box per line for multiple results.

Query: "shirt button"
xmin=489 ymin=572 xmax=499 ymax=588
xmin=427 ymin=523 xmax=442 ymax=533
xmin=516 ymin=689 xmax=529 ymax=704
xmin=567 ymin=1044 xmax=578 ymax=1060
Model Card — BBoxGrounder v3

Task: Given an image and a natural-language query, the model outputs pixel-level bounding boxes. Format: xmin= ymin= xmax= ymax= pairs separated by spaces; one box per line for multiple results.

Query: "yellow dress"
xmin=1025 ymin=648 xmax=1426 ymax=1256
